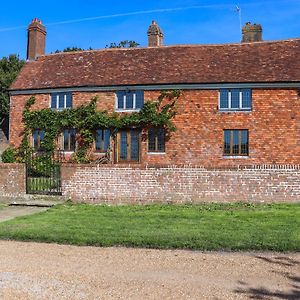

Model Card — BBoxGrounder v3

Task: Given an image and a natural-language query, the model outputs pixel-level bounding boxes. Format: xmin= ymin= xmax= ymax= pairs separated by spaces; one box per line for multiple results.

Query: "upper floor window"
xmin=95 ymin=129 xmax=110 ymax=151
xmin=51 ymin=92 xmax=72 ymax=110
xmin=148 ymin=128 xmax=165 ymax=153
xmin=219 ymin=89 xmax=252 ymax=111
xmin=224 ymin=129 xmax=249 ymax=156
xmin=116 ymin=90 xmax=144 ymax=111
xmin=32 ymin=129 xmax=45 ymax=151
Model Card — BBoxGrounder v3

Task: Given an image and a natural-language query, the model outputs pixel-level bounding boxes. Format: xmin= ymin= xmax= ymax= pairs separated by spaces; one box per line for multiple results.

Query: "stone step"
xmin=0 ymin=194 xmax=68 ymax=207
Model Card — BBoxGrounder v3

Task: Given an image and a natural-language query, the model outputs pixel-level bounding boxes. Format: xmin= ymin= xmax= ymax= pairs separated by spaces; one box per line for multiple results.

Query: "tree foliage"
xmin=106 ymin=40 xmax=140 ymax=49
xmin=54 ymin=47 xmax=93 ymax=53
xmin=0 ymin=55 xmax=25 ymax=122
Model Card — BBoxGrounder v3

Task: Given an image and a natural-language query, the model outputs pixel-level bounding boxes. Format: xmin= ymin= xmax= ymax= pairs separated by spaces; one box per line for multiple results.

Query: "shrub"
xmin=1 ymin=147 xmax=17 ymax=163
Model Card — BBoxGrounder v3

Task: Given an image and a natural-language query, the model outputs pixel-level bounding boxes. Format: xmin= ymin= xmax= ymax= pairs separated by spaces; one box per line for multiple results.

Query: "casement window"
xmin=95 ymin=129 xmax=110 ymax=151
xmin=62 ymin=129 xmax=76 ymax=151
xmin=224 ymin=129 xmax=249 ymax=156
xmin=116 ymin=90 xmax=144 ymax=111
xmin=51 ymin=92 xmax=72 ymax=110
xmin=219 ymin=89 xmax=252 ymax=111
xmin=148 ymin=128 xmax=165 ymax=152
xmin=32 ymin=129 xmax=45 ymax=150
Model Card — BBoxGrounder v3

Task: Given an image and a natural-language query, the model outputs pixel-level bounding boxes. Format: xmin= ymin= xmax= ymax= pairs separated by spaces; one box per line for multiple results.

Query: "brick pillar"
xmin=147 ymin=21 xmax=164 ymax=47
xmin=27 ymin=18 xmax=46 ymax=61
xmin=242 ymin=22 xmax=263 ymax=43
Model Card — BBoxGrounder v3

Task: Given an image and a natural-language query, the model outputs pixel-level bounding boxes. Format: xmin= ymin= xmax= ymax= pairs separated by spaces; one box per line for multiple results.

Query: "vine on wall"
xmin=13 ymin=90 xmax=181 ymax=163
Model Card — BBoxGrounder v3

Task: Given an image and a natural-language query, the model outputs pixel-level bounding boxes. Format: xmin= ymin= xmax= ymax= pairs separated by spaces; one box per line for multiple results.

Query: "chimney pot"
xmin=27 ymin=18 xmax=46 ymax=61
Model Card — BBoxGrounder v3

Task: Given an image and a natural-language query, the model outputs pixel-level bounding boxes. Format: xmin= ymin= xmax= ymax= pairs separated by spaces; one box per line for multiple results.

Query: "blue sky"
xmin=0 ymin=0 xmax=299 ymax=59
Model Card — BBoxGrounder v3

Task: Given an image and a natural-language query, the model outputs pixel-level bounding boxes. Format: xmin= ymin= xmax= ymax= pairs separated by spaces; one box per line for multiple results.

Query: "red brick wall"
xmin=0 ymin=163 xmax=26 ymax=199
xmin=61 ymin=164 xmax=300 ymax=203
xmin=10 ymin=88 xmax=300 ymax=166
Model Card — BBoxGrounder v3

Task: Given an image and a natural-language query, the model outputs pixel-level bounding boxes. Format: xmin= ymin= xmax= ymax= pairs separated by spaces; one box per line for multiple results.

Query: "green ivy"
xmin=15 ymin=90 xmax=181 ymax=163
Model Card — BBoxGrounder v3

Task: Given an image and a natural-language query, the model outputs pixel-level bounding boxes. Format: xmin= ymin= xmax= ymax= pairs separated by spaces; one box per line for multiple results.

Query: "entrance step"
xmin=1 ymin=195 xmax=67 ymax=207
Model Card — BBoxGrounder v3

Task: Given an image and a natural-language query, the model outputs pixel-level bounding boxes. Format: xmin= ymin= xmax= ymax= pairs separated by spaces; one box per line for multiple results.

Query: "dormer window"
xmin=115 ymin=90 xmax=144 ymax=111
xmin=219 ymin=89 xmax=252 ymax=111
xmin=51 ymin=92 xmax=72 ymax=110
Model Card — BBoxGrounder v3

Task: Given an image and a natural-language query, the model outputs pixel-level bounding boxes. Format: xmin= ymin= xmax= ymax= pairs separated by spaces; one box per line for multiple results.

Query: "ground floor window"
xmin=148 ymin=128 xmax=165 ymax=152
xmin=95 ymin=129 xmax=110 ymax=151
xmin=32 ymin=129 xmax=45 ymax=150
xmin=224 ymin=129 xmax=248 ymax=156
xmin=62 ymin=129 xmax=76 ymax=151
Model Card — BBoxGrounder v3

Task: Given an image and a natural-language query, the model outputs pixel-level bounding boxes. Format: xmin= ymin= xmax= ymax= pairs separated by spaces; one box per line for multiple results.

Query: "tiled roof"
xmin=11 ymin=39 xmax=300 ymax=91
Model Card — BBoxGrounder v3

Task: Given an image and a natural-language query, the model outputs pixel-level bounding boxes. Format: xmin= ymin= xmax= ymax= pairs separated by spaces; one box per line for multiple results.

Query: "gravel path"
xmin=0 ymin=241 xmax=299 ymax=299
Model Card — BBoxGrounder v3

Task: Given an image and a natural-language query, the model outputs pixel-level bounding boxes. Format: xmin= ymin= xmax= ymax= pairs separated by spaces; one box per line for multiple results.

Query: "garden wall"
xmin=61 ymin=164 xmax=300 ymax=204
xmin=0 ymin=163 xmax=26 ymax=201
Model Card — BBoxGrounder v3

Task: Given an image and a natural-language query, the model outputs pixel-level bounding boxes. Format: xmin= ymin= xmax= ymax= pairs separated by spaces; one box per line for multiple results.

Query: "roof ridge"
xmin=38 ymin=38 xmax=300 ymax=59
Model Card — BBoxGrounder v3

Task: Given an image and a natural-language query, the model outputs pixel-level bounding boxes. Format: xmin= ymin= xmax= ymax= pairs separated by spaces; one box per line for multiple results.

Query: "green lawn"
xmin=0 ymin=203 xmax=299 ymax=251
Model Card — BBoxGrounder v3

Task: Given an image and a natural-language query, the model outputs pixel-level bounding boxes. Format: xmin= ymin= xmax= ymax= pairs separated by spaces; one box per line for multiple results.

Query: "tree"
xmin=105 ymin=40 xmax=140 ymax=49
xmin=0 ymin=55 xmax=25 ymax=124
xmin=54 ymin=47 xmax=93 ymax=53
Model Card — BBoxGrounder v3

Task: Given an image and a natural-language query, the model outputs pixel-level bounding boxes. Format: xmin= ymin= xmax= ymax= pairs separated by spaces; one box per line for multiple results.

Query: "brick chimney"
xmin=147 ymin=21 xmax=164 ymax=47
xmin=27 ymin=18 xmax=46 ymax=61
xmin=242 ymin=22 xmax=262 ymax=43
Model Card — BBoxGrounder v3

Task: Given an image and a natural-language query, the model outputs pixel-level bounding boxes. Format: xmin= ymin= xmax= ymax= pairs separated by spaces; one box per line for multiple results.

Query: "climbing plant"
xmin=15 ymin=90 xmax=181 ymax=163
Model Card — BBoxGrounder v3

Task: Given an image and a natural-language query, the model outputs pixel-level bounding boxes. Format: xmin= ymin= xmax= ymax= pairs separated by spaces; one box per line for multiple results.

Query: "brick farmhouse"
xmin=9 ymin=19 xmax=300 ymax=168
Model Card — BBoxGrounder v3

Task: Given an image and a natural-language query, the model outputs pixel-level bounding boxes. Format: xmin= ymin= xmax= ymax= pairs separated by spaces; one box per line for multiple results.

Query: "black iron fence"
xmin=26 ymin=151 xmax=63 ymax=195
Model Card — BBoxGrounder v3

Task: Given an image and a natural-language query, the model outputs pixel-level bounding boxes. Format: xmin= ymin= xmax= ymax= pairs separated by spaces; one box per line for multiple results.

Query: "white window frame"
xmin=115 ymin=90 xmax=142 ymax=112
xmin=218 ymin=89 xmax=252 ymax=111
xmin=50 ymin=93 xmax=72 ymax=110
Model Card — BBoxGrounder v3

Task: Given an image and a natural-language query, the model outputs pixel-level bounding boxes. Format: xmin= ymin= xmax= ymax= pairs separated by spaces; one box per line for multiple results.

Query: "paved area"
xmin=0 ymin=206 xmax=48 ymax=222
xmin=0 ymin=241 xmax=298 ymax=299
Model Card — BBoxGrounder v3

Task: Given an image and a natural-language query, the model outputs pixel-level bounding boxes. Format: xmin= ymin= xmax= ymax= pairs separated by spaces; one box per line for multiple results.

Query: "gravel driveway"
xmin=0 ymin=241 xmax=299 ymax=299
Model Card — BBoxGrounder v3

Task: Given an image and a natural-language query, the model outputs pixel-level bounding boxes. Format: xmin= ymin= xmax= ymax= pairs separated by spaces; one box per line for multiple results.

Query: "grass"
xmin=0 ymin=202 xmax=299 ymax=251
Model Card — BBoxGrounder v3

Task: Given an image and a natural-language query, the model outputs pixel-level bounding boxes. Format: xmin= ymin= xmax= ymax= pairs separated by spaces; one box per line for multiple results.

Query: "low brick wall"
xmin=0 ymin=163 xmax=26 ymax=200
xmin=61 ymin=164 xmax=300 ymax=204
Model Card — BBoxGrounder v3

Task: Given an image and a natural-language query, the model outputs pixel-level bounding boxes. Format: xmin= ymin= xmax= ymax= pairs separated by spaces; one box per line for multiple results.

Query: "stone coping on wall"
xmin=61 ymin=163 xmax=300 ymax=171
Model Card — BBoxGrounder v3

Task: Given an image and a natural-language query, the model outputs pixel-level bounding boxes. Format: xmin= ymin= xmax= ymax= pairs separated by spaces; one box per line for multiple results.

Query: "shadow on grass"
xmin=234 ymin=256 xmax=300 ymax=299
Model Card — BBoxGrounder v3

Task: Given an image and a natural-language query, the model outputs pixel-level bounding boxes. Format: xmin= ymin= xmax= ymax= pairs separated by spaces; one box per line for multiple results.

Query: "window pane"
xmin=33 ymin=130 xmax=39 ymax=150
xmin=51 ymin=94 xmax=57 ymax=109
xmin=63 ymin=130 xmax=69 ymax=150
xmin=117 ymin=91 xmax=125 ymax=109
xmin=58 ymin=94 xmax=65 ymax=109
xmin=120 ymin=131 xmax=127 ymax=160
xmin=148 ymin=128 xmax=156 ymax=151
xmin=125 ymin=91 xmax=134 ymax=109
xmin=66 ymin=93 xmax=72 ymax=108
xmin=70 ymin=129 xmax=76 ymax=151
xmin=231 ymin=90 xmax=240 ymax=109
xmin=40 ymin=130 xmax=45 ymax=141
xmin=220 ymin=89 xmax=229 ymax=109
xmin=135 ymin=91 xmax=144 ymax=109
xmin=95 ymin=129 xmax=103 ymax=151
xmin=103 ymin=129 xmax=110 ymax=150
xmin=241 ymin=130 xmax=249 ymax=155
xmin=224 ymin=130 xmax=231 ymax=155
xmin=157 ymin=128 xmax=165 ymax=152
xmin=130 ymin=130 xmax=139 ymax=161
xmin=242 ymin=89 xmax=252 ymax=108
xmin=232 ymin=130 xmax=239 ymax=154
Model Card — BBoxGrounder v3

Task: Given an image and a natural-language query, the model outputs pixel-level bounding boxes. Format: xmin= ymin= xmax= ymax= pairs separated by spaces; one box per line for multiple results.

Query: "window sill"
xmin=147 ymin=152 xmax=166 ymax=155
xmin=218 ymin=109 xmax=252 ymax=113
xmin=51 ymin=108 xmax=72 ymax=111
xmin=115 ymin=109 xmax=141 ymax=113
xmin=223 ymin=155 xmax=249 ymax=159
